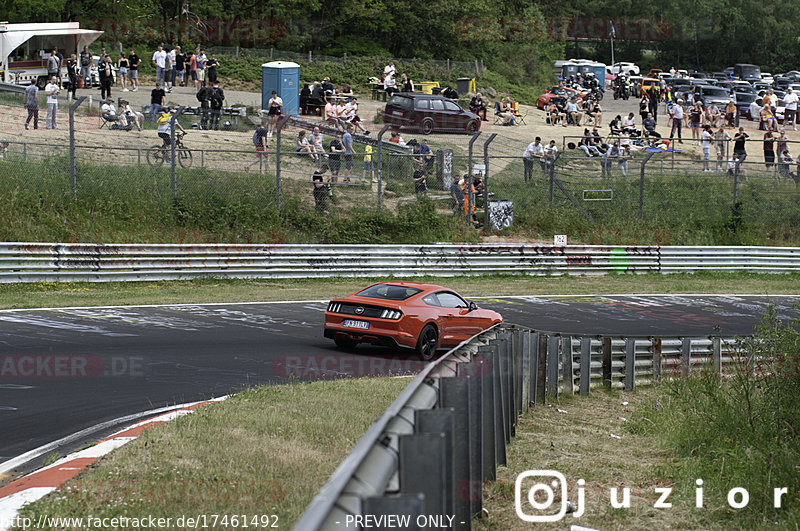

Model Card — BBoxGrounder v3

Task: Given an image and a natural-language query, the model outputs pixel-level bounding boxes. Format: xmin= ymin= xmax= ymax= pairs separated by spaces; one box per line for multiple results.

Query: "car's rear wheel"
xmin=421 ymin=118 xmax=435 ymax=135
xmin=466 ymin=120 xmax=479 ymax=133
xmin=416 ymin=324 xmax=439 ymax=362
xmin=334 ymin=336 xmax=358 ymax=350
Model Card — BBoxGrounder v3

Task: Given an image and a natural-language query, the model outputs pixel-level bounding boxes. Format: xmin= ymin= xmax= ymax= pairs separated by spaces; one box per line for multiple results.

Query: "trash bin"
xmin=457 ymin=77 xmax=473 ymax=95
xmin=488 ymin=200 xmax=513 ymax=231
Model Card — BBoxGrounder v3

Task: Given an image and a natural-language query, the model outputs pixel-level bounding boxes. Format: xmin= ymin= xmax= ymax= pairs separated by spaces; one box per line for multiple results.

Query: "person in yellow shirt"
xmin=363 ymin=144 xmax=375 ymax=182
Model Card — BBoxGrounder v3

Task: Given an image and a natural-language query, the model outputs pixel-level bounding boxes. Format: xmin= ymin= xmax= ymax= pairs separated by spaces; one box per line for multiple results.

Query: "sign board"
xmin=489 ymin=200 xmax=513 ymax=231
xmin=554 ymin=235 xmax=567 ymax=246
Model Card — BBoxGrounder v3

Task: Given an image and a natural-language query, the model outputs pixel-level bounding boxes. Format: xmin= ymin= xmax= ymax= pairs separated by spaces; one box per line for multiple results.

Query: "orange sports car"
xmin=324 ymin=281 xmax=503 ymax=360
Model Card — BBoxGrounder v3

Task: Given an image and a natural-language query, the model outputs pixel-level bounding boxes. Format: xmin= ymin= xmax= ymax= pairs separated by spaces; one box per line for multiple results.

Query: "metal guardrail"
xmin=294 ymin=326 xmax=743 ymax=530
xmin=0 ymin=81 xmax=26 ymax=94
xmin=0 ymin=243 xmax=799 ymax=282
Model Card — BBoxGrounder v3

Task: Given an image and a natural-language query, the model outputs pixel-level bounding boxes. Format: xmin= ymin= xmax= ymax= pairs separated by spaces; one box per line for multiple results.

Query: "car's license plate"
xmin=343 ymin=319 xmax=369 ymax=329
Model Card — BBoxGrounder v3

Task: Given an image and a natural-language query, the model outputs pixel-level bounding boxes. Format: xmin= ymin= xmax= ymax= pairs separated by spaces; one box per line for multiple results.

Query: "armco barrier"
xmin=293 ymin=325 xmax=743 ymax=530
xmin=1 ymin=243 xmax=799 ymax=282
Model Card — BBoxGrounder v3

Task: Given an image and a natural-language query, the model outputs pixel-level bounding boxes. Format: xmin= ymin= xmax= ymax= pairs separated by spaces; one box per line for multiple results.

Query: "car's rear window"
xmin=387 ymin=95 xmax=413 ymax=109
xmin=355 ymin=284 xmax=422 ymax=300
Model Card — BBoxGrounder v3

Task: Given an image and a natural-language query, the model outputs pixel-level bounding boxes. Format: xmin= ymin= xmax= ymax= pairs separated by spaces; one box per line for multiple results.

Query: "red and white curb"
xmin=0 ymin=396 xmax=228 ymax=530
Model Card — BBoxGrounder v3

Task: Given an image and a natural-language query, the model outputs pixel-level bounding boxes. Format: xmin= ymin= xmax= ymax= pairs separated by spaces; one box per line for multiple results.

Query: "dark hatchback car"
xmin=383 ymin=93 xmax=481 ymax=134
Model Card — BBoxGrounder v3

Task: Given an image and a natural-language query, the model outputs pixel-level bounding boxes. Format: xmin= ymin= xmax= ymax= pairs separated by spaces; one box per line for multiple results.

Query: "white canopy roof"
xmin=0 ymin=22 xmax=103 ymax=64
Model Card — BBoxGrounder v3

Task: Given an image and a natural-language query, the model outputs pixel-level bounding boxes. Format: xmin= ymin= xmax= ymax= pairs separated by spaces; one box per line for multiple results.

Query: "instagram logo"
xmin=515 ymin=470 xmax=584 ymax=522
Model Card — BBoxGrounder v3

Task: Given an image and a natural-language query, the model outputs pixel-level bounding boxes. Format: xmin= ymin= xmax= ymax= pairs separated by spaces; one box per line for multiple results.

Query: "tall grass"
xmin=630 ymin=307 xmax=800 ymax=527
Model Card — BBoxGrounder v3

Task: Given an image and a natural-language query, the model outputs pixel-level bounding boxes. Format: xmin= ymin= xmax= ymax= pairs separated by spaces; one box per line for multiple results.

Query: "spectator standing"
xmin=174 ymin=46 xmax=185 ymax=87
xmin=669 ymin=99 xmax=685 ymax=144
xmin=209 ymin=81 xmax=225 ymax=130
xmin=689 ymin=101 xmax=703 ymax=143
xmin=777 ymin=129 xmax=788 ymax=156
xmin=117 ymin=53 xmax=129 ymax=91
xmin=764 ymin=130 xmax=775 ymax=169
xmin=420 ymin=139 xmax=434 ymax=174
xmin=79 ymin=46 xmax=92 ymax=87
xmin=783 ymin=88 xmax=798 ymax=131
xmin=46 ymin=48 xmax=61 ymax=86
xmin=152 ymin=45 xmax=167 ymax=87
xmin=196 ymin=49 xmax=207 ymax=88
xmin=66 ymin=54 xmax=78 ymax=100
xmin=701 ymin=124 xmax=713 ymax=171
xmin=328 ymin=133 xmax=344 ymax=182
xmin=412 ymin=152 xmax=427 ymax=196
xmin=522 ymin=137 xmax=544 ymax=182
xmin=98 ymin=55 xmax=113 ymax=100
xmin=188 ymin=51 xmax=198 ymax=90
xmin=164 ymin=46 xmax=174 ymax=92
xmin=733 ymin=127 xmax=749 ymax=158
xmin=150 ymin=83 xmax=166 ymax=121
xmin=24 ymin=79 xmax=39 ymax=130
xmin=246 ymin=119 xmax=269 ymax=173
xmin=127 ymin=48 xmax=140 ymax=91
xmin=313 ymin=165 xmax=329 ymax=212
xmin=267 ymin=90 xmax=282 ymax=138
xmin=206 ymin=54 xmax=219 ymax=84
xmin=342 ymin=125 xmax=355 ymax=181
xmin=363 ymin=143 xmax=375 ymax=182
xmin=601 ymin=142 xmax=622 ymax=178
xmin=383 ymin=61 xmax=396 ymax=81
xmin=197 ymin=84 xmax=211 ymax=129
xmin=450 ymin=174 xmax=466 ymax=213
xmin=714 ymin=126 xmax=731 ymax=171
xmin=639 ymin=94 xmax=650 ymax=123
xmin=45 ymin=76 xmax=59 ymax=129
xmin=543 ymin=139 xmax=558 ymax=172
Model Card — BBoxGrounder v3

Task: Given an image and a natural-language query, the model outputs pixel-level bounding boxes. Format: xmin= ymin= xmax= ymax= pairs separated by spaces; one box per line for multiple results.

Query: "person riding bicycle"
xmin=157 ymin=109 xmax=186 ymax=151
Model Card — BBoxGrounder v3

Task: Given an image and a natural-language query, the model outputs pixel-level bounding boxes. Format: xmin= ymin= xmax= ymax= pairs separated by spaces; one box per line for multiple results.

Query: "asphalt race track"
xmin=1 ymin=295 xmax=798 ymax=467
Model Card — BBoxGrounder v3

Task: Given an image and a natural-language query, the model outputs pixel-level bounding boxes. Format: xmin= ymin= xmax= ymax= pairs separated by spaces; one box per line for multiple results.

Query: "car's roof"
xmin=367 ymin=280 xmax=451 ymax=291
xmin=389 ymin=93 xmax=452 ymax=100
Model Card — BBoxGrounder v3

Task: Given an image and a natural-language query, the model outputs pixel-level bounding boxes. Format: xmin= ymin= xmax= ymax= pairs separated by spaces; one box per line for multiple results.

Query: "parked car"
xmin=537 ymin=86 xmax=584 ymax=109
xmin=383 ymin=94 xmax=480 ymax=134
xmin=752 ymin=81 xmax=772 ymax=92
xmin=324 ymin=281 xmax=503 ymax=360
xmin=647 ymin=68 xmax=663 ymax=78
xmin=760 ymin=72 xmax=775 ymax=85
xmin=711 ymin=72 xmax=729 ymax=81
xmin=773 ymin=77 xmax=792 ymax=91
xmin=608 ymin=62 xmax=640 ymax=76
xmin=781 ymin=71 xmax=800 ymax=81
xmin=733 ymin=92 xmax=757 ymax=118
xmin=696 ymin=85 xmax=734 ymax=106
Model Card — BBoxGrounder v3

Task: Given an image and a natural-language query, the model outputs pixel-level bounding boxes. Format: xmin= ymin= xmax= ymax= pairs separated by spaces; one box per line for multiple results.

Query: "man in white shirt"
xmin=522 ymin=137 xmax=545 ymax=182
xmin=100 ymin=97 xmax=127 ymax=128
xmin=783 ymin=87 xmax=799 ymax=130
xmin=383 ymin=61 xmax=396 ymax=80
xmin=152 ymin=45 xmax=167 ymax=87
xmin=669 ymin=99 xmax=685 ymax=143
xmin=45 ymin=76 xmax=60 ymax=129
xmin=748 ymin=100 xmax=762 ymax=124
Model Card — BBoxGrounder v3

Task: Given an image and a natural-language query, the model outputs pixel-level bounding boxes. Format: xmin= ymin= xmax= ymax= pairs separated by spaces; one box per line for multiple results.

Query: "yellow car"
xmin=639 ymin=77 xmax=661 ymax=94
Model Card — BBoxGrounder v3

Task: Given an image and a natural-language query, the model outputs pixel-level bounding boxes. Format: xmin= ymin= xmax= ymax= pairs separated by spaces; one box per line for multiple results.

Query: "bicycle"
xmin=147 ymin=131 xmax=193 ymax=168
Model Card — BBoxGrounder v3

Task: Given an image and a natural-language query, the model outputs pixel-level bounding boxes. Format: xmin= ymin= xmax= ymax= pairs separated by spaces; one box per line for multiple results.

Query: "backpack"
xmin=196 ymin=88 xmax=208 ymax=103
xmin=156 ymin=112 xmax=171 ymax=125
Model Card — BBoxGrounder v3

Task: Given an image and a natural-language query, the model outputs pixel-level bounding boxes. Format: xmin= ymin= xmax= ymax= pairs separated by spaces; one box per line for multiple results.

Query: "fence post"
xmin=732 ymin=152 xmax=746 ymax=208
xmin=275 ymin=115 xmax=289 ymax=211
xmin=639 ymin=150 xmax=655 ymax=218
xmin=579 ymin=337 xmax=591 ymax=396
xmin=624 ymin=338 xmax=636 ymax=391
xmin=546 ymin=335 xmax=559 ymax=399
xmin=652 ymin=337 xmax=662 ymax=382
xmin=170 ymin=106 xmax=185 ymax=202
xmin=69 ymin=96 xmax=86 ymax=199
xmin=681 ymin=337 xmax=691 ymax=376
xmin=482 ymin=133 xmax=497 ymax=229
xmin=549 ymin=153 xmax=556 ymax=204
xmin=466 ymin=132 xmax=481 ymax=226
xmin=376 ymin=125 xmax=390 ymax=212
xmin=561 ymin=335 xmax=574 ymax=395
xmin=308 ymin=50 xmax=312 ymax=63
xmin=712 ymin=336 xmax=721 ymax=376
xmin=602 ymin=336 xmax=612 ymax=389
xmin=536 ymin=333 xmax=547 ymax=404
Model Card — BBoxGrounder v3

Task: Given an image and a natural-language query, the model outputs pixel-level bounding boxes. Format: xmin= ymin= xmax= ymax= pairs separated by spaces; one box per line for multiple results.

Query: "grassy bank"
xmin=1 ymin=272 xmax=798 ymax=309
xmin=476 ymin=309 xmax=800 ymax=529
xmin=16 ymin=377 xmax=411 ymax=529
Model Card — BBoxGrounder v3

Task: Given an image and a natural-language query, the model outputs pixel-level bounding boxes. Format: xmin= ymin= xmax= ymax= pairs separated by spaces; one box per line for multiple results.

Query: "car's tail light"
xmin=380 ymin=309 xmax=402 ymax=320
xmin=328 ymin=302 xmax=342 ymax=313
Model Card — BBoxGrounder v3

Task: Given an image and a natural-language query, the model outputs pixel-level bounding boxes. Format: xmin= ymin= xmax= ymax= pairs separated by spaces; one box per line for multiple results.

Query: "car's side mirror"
xmin=468 ymin=301 xmax=477 ymax=312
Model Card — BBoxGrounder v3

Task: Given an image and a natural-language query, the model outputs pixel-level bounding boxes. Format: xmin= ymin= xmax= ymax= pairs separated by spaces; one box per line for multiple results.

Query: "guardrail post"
xmin=712 ymin=336 xmax=721 ymax=376
xmin=490 ymin=344 xmax=506 ymax=467
xmin=170 ymin=106 xmax=185 ymax=202
xmin=482 ymin=133 xmax=497 ymax=229
xmin=475 ymin=347 xmax=496 ymax=481
xmin=602 ymin=337 xmax=612 ymax=389
xmin=652 ymin=337 xmax=662 ymax=382
xmin=69 ymin=96 xmax=86 ymax=199
xmin=399 ymin=433 xmax=446 ymax=518
xmin=624 ymin=338 xmax=636 ymax=391
xmin=579 ymin=337 xmax=591 ymax=396
xmin=561 ymin=335 xmax=574 ymax=395
xmin=500 ymin=332 xmax=515 ymax=438
xmin=363 ymin=495 xmax=424 ymax=530
xmin=536 ymin=334 xmax=547 ymax=404
xmin=457 ymin=362 xmax=483 ymax=519
xmin=513 ymin=329 xmax=524 ymax=417
xmin=546 ymin=335 xmax=559 ymax=399
xmin=376 ymin=125 xmax=390 ymax=212
xmin=681 ymin=337 xmax=691 ymax=377
xmin=416 ymin=408 xmax=455 ymax=517
xmin=520 ymin=329 xmax=531 ymax=412
xmin=440 ymin=377 xmax=471 ymax=530
xmin=529 ymin=332 xmax=539 ymax=407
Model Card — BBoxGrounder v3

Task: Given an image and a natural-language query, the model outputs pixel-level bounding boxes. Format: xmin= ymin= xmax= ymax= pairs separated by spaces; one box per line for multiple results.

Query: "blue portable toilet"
xmin=262 ymin=61 xmax=299 ymax=116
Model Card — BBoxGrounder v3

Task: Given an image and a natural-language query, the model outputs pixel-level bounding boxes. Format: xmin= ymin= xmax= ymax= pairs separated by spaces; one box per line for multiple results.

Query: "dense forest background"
xmin=3 ymin=0 xmax=800 ymax=88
